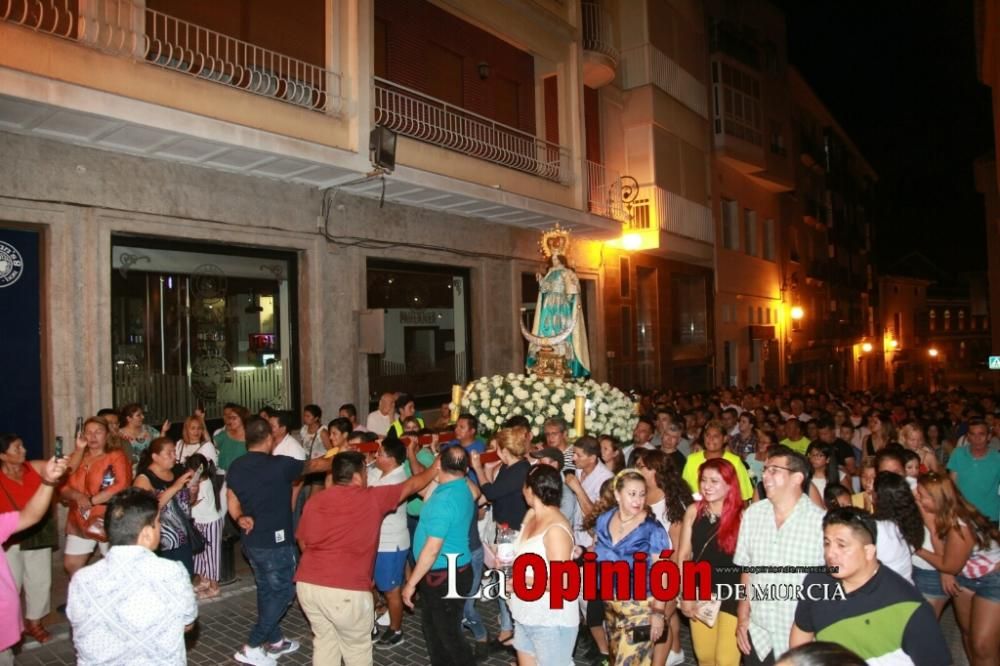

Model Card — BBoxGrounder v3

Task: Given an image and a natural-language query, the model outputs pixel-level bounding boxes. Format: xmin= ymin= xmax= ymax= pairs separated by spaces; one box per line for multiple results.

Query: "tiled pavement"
xmin=14 ymin=571 xmax=970 ymax=665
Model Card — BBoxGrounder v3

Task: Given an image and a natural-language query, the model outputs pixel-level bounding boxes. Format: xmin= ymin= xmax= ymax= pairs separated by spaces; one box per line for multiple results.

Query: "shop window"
xmin=111 ymin=239 xmax=297 ymax=423
xmin=367 ymin=260 xmax=471 ymax=409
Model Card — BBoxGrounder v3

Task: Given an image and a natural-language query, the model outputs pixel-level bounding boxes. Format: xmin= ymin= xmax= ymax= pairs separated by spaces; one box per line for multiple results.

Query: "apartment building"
xmin=706 ymin=0 xmax=791 ymax=389
xmin=0 ymin=0 xmax=719 ymax=453
xmin=879 ymin=274 xmax=933 ymax=390
xmin=975 ymin=0 xmax=1000 ymax=390
xmin=785 ymin=68 xmax=878 ymax=390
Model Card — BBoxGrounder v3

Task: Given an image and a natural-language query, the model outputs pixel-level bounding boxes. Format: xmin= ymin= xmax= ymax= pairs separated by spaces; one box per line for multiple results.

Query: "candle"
xmin=451 ymin=384 xmax=462 ymax=424
xmin=574 ymin=394 xmax=585 ymax=438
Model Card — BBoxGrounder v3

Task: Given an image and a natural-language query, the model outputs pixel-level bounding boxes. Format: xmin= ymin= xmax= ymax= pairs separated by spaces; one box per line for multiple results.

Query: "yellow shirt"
xmin=322 ymin=446 xmax=342 ymax=459
xmin=780 ymin=437 xmax=811 ymax=455
xmin=682 ymin=450 xmax=754 ymax=501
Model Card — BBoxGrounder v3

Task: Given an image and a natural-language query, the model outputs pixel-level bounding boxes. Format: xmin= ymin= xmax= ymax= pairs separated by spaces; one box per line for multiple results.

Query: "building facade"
xmin=0 ymin=0 xmax=720 ymax=454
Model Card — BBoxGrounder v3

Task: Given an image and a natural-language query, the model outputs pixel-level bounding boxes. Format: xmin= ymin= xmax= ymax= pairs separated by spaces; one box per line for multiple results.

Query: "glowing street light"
xmin=887 ymin=339 xmax=898 ymax=350
xmin=790 ymin=306 xmax=805 ymax=321
xmin=861 ymin=342 xmax=873 ymax=353
xmin=928 ymin=348 xmax=939 ymax=358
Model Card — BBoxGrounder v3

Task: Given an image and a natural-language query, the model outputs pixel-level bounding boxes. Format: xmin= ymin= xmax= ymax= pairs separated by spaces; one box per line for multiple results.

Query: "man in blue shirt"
xmin=402 ymin=445 xmax=475 ymax=666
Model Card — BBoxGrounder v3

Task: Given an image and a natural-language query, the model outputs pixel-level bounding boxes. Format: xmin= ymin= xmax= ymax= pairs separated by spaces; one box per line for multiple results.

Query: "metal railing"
xmin=374 ymin=77 xmax=570 ymax=183
xmin=581 ymin=1 xmax=618 ymax=64
xmin=586 ymin=161 xmax=630 ymax=221
xmin=631 ymin=185 xmax=715 ymax=243
xmin=1 ymin=0 xmax=342 ymax=114
xmin=622 ymin=43 xmax=707 ymax=118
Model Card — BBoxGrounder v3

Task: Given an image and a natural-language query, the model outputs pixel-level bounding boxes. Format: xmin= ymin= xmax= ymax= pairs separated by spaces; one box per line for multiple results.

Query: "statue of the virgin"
xmin=521 ymin=225 xmax=591 ymax=378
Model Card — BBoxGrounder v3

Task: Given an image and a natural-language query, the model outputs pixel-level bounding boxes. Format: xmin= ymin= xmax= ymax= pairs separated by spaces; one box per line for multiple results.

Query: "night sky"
xmin=773 ymin=0 xmax=994 ymax=272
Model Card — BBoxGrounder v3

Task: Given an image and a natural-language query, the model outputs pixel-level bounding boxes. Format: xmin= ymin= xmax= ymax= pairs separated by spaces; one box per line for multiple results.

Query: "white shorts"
xmin=64 ymin=534 xmax=110 ymax=557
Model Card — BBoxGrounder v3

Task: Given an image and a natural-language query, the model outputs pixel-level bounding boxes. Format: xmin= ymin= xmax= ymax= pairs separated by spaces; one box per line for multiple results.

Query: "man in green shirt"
xmin=682 ymin=420 xmax=754 ymax=501
xmin=780 ymin=417 xmax=811 ymax=455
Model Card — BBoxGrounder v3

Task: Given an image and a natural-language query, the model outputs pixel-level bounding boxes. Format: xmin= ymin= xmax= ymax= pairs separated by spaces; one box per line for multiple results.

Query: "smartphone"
xmin=75 ymin=417 xmax=84 ymax=439
xmin=54 ymin=436 xmax=64 ymax=459
xmin=631 ymin=625 xmax=669 ymax=644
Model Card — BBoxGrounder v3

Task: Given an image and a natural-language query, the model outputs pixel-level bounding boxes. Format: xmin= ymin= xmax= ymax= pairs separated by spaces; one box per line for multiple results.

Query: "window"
xmin=789 ymin=227 xmax=800 ymax=262
xmin=723 ymin=199 xmax=740 ymax=250
xmin=958 ymin=310 xmax=966 ymax=331
xmin=744 ymin=209 xmax=757 ymax=256
xmin=748 ymin=306 xmax=754 ymax=324
xmin=765 ymin=308 xmax=770 ymax=324
xmin=944 ymin=310 xmax=951 ymax=331
xmin=672 ymin=274 xmax=708 ymax=347
xmin=714 ymin=62 xmax=762 ymax=145
xmin=763 ymin=219 xmax=775 ymax=261
xmin=620 ymin=256 xmax=631 ymax=297
xmin=111 ymin=239 xmax=297 ymax=423
xmin=367 ymin=260 xmax=471 ymax=408
xmin=757 ymin=306 xmax=763 ymax=324
xmin=929 ymin=310 xmax=936 ymax=331
xmin=769 ymin=121 xmax=785 ymax=155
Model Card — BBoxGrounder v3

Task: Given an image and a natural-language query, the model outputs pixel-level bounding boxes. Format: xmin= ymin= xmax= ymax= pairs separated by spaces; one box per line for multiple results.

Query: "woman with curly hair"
xmin=915 ymin=472 xmax=1000 ymax=665
xmin=591 ymin=470 xmax=674 ymax=666
xmin=677 ymin=458 xmax=745 ymax=666
xmin=634 ymin=449 xmax=692 ymax=666
xmin=872 ymin=471 xmax=924 ymax=583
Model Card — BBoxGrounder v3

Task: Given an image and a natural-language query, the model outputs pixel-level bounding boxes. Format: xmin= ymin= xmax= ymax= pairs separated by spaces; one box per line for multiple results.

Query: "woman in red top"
xmin=0 ymin=434 xmax=55 ymax=643
xmin=59 ymin=417 xmax=132 ymax=579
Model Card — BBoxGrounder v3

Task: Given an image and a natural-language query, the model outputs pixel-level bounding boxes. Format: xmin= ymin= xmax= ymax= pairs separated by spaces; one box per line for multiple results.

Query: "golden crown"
xmin=540 ymin=224 xmax=571 ymax=258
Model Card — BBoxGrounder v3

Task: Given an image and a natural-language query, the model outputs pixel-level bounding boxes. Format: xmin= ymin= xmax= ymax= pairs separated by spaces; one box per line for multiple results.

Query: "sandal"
xmin=23 ymin=621 xmax=50 ymax=644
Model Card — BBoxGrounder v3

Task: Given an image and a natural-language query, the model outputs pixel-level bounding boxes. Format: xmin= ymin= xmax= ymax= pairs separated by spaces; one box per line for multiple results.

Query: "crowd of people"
xmin=0 ymin=386 xmax=997 ymax=666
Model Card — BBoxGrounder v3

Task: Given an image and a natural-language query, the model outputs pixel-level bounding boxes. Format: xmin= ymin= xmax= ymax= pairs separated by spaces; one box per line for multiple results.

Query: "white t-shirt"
xmin=366 ymin=410 xmax=394 ymax=437
xmin=912 ymin=526 xmax=936 ymax=571
xmin=370 ymin=465 xmax=409 ymax=552
xmin=876 ymin=519 xmax=914 ymax=583
xmin=273 ymin=433 xmax=306 ymax=460
xmin=299 ymin=425 xmax=328 ymax=460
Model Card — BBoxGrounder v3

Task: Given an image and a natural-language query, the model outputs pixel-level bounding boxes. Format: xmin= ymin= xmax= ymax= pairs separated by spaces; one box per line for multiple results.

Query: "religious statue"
xmin=521 ymin=225 xmax=591 ymax=378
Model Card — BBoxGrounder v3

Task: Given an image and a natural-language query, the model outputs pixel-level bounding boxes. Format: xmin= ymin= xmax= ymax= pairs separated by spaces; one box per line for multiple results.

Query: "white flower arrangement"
xmin=459 ymin=374 xmax=638 ymax=441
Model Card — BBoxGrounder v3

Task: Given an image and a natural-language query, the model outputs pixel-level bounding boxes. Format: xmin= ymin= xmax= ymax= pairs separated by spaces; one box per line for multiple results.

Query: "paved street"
xmin=13 ymin=570 xmax=970 ymax=666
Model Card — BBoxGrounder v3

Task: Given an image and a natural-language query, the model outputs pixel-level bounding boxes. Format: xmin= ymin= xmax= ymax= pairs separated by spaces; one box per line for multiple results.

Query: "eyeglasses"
xmin=763 ymin=464 xmax=795 ymax=475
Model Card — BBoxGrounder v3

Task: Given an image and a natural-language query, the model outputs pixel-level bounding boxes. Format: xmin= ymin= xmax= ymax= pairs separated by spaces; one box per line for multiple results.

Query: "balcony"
xmin=621 ymin=43 xmax=707 ymax=118
xmin=711 ymin=57 xmax=766 ymax=173
xmin=586 ymin=161 xmax=630 ymax=221
xmin=373 ymin=77 xmax=571 ymax=184
xmin=632 ymin=185 xmax=715 ymax=244
xmin=0 ymin=0 xmax=342 ymax=114
xmin=581 ymin=1 xmax=618 ymax=88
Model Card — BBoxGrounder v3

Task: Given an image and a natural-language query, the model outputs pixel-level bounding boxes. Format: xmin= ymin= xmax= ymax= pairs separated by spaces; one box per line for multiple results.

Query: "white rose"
xmin=562 ymin=403 xmax=575 ymax=417
xmin=492 ymin=399 xmax=501 ymax=408
xmin=504 ymin=395 xmax=514 ymax=404
xmin=534 ymin=415 xmax=544 ymax=425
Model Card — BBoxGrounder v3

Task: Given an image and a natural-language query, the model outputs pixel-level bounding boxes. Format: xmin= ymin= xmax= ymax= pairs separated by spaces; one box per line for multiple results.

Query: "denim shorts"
xmin=513 ymin=623 xmax=578 ymax=665
xmin=374 ymin=549 xmax=408 ymax=592
xmin=956 ymin=569 xmax=1000 ymax=603
xmin=912 ymin=567 xmax=947 ymax=599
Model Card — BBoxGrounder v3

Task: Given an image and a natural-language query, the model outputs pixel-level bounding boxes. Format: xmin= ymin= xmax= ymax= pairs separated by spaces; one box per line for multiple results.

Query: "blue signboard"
xmin=989 ymin=356 xmax=1000 ymax=371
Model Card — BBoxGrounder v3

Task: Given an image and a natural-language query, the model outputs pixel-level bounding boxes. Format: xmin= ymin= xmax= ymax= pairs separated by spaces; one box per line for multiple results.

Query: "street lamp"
xmin=928 ymin=347 xmax=939 ymax=358
xmin=887 ymin=339 xmax=898 ymax=350
xmin=861 ymin=342 xmax=873 ymax=353
xmin=790 ymin=306 xmax=804 ymax=321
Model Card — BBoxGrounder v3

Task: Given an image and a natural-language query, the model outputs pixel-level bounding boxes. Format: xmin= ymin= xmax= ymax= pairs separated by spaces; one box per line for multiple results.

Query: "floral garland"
xmin=459 ymin=373 xmax=638 ymax=441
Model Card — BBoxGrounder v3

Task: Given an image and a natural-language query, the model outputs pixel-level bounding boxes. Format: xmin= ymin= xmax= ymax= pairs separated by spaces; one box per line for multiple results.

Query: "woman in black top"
xmin=134 ymin=437 xmax=196 ymax=576
xmin=677 ymin=458 xmax=746 ymax=666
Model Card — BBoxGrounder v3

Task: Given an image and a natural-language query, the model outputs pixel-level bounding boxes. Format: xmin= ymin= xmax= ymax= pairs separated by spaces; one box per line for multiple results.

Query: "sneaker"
xmin=267 ymin=639 xmax=300 ymax=657
xmin=666 ymin=649 xmax=685 ymax=666
xmin=375 ymin=610 xmax=390 ymax=627
xmin=234 ymin=645 xmax=277 ymax=666
xmin=374 ymin=629 xmax=404 ymax=649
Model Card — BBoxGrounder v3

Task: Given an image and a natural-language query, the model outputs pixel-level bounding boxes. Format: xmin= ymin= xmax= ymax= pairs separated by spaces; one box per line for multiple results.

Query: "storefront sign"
xmin=0 ymin=240 xmax=24 ymax=288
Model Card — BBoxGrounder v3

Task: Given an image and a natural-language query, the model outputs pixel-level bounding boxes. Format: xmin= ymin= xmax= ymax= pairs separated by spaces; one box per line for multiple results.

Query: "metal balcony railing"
xmin=643 ymin=185 xmax=715 ymax=243
xmin=1 ymin=0 xmax=342 ymax=114
xmin=586 ymin=161 xmax=629 ymax=221
xmin=374 ymin=77 xmax=571 ymax=183
xmin=581 ymin=1 xmax=618 ymax=64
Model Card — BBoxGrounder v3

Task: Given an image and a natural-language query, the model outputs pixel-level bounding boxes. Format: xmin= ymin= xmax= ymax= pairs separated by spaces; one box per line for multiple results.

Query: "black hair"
xmin=136 ymin=437 xmax=174 ymax=477
xmin=502 ymin=415 xmax=531 ymax=430
xmin=105 ymin=488 xmax=160 ymax=546
xmin=259 ymin=406 xmax=276 ymax=419
xmin=457 ymin=413 xmax=479 ymax=435
xmin=900 ymin=449 xmax=920 ymax=468
xmin=331 ymin=451 xmax=367 ymax=485
xmin=441 ymin=444 xmax=469 ymax=474
xmin=525 ymin=465 xmax=562 ymax=507
xmin=380 ymin=438 xmax=406 ymax=465
xmin=96 ymin=408 xmax=117 ymax=419
xmin=574 ymin=435 xmax=600 ymax=458
xmin=777 ymin=641 xmax=866 ymax=666
xmin=244 ymin=416 xmax=272 ymax=448
xmin=873 ymin=472 xmax=924 ymax=550
xmin=395 ymin=393 xmax=415 ymax=412
xmin=823 ymin=506 xmax=877 ymax=545
xmin=304 ymin=404 xmax=323 ymax=420
xmin=338 ymin=403 xmax=358 ymax=419
xmin=822 ymin=483 xmax=851 ymax=511
xmin=184 ymin=453 xmax=223 ymax=512
xmin=328 ymin=417 xmax=353 ymax=436
xmin=874 ymin=448 xmax=906 ymax=472
xmin=805 ymin=441 xmax=839 ymax=484
xmin=636 ymin=415 xmax=655 ymax=432
xmin=0 ymin=433 xmax=21 ymax=456
xmin=270 ymin=410 xmax=294 ymax=432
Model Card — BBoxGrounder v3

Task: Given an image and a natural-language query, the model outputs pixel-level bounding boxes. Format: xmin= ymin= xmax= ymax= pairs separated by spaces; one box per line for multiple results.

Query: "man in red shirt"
xmin=294 ymin=448 xmax=439 ymax=665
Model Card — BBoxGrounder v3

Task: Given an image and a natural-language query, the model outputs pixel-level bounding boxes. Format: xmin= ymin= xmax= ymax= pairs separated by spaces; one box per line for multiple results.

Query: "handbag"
xmin=185 ymin=517 xmax=206 ymax=555
xmin=0 ymin=472 xmax=59 ymax=550
xmin=691 ymin=520 xmax=723 ymax=628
